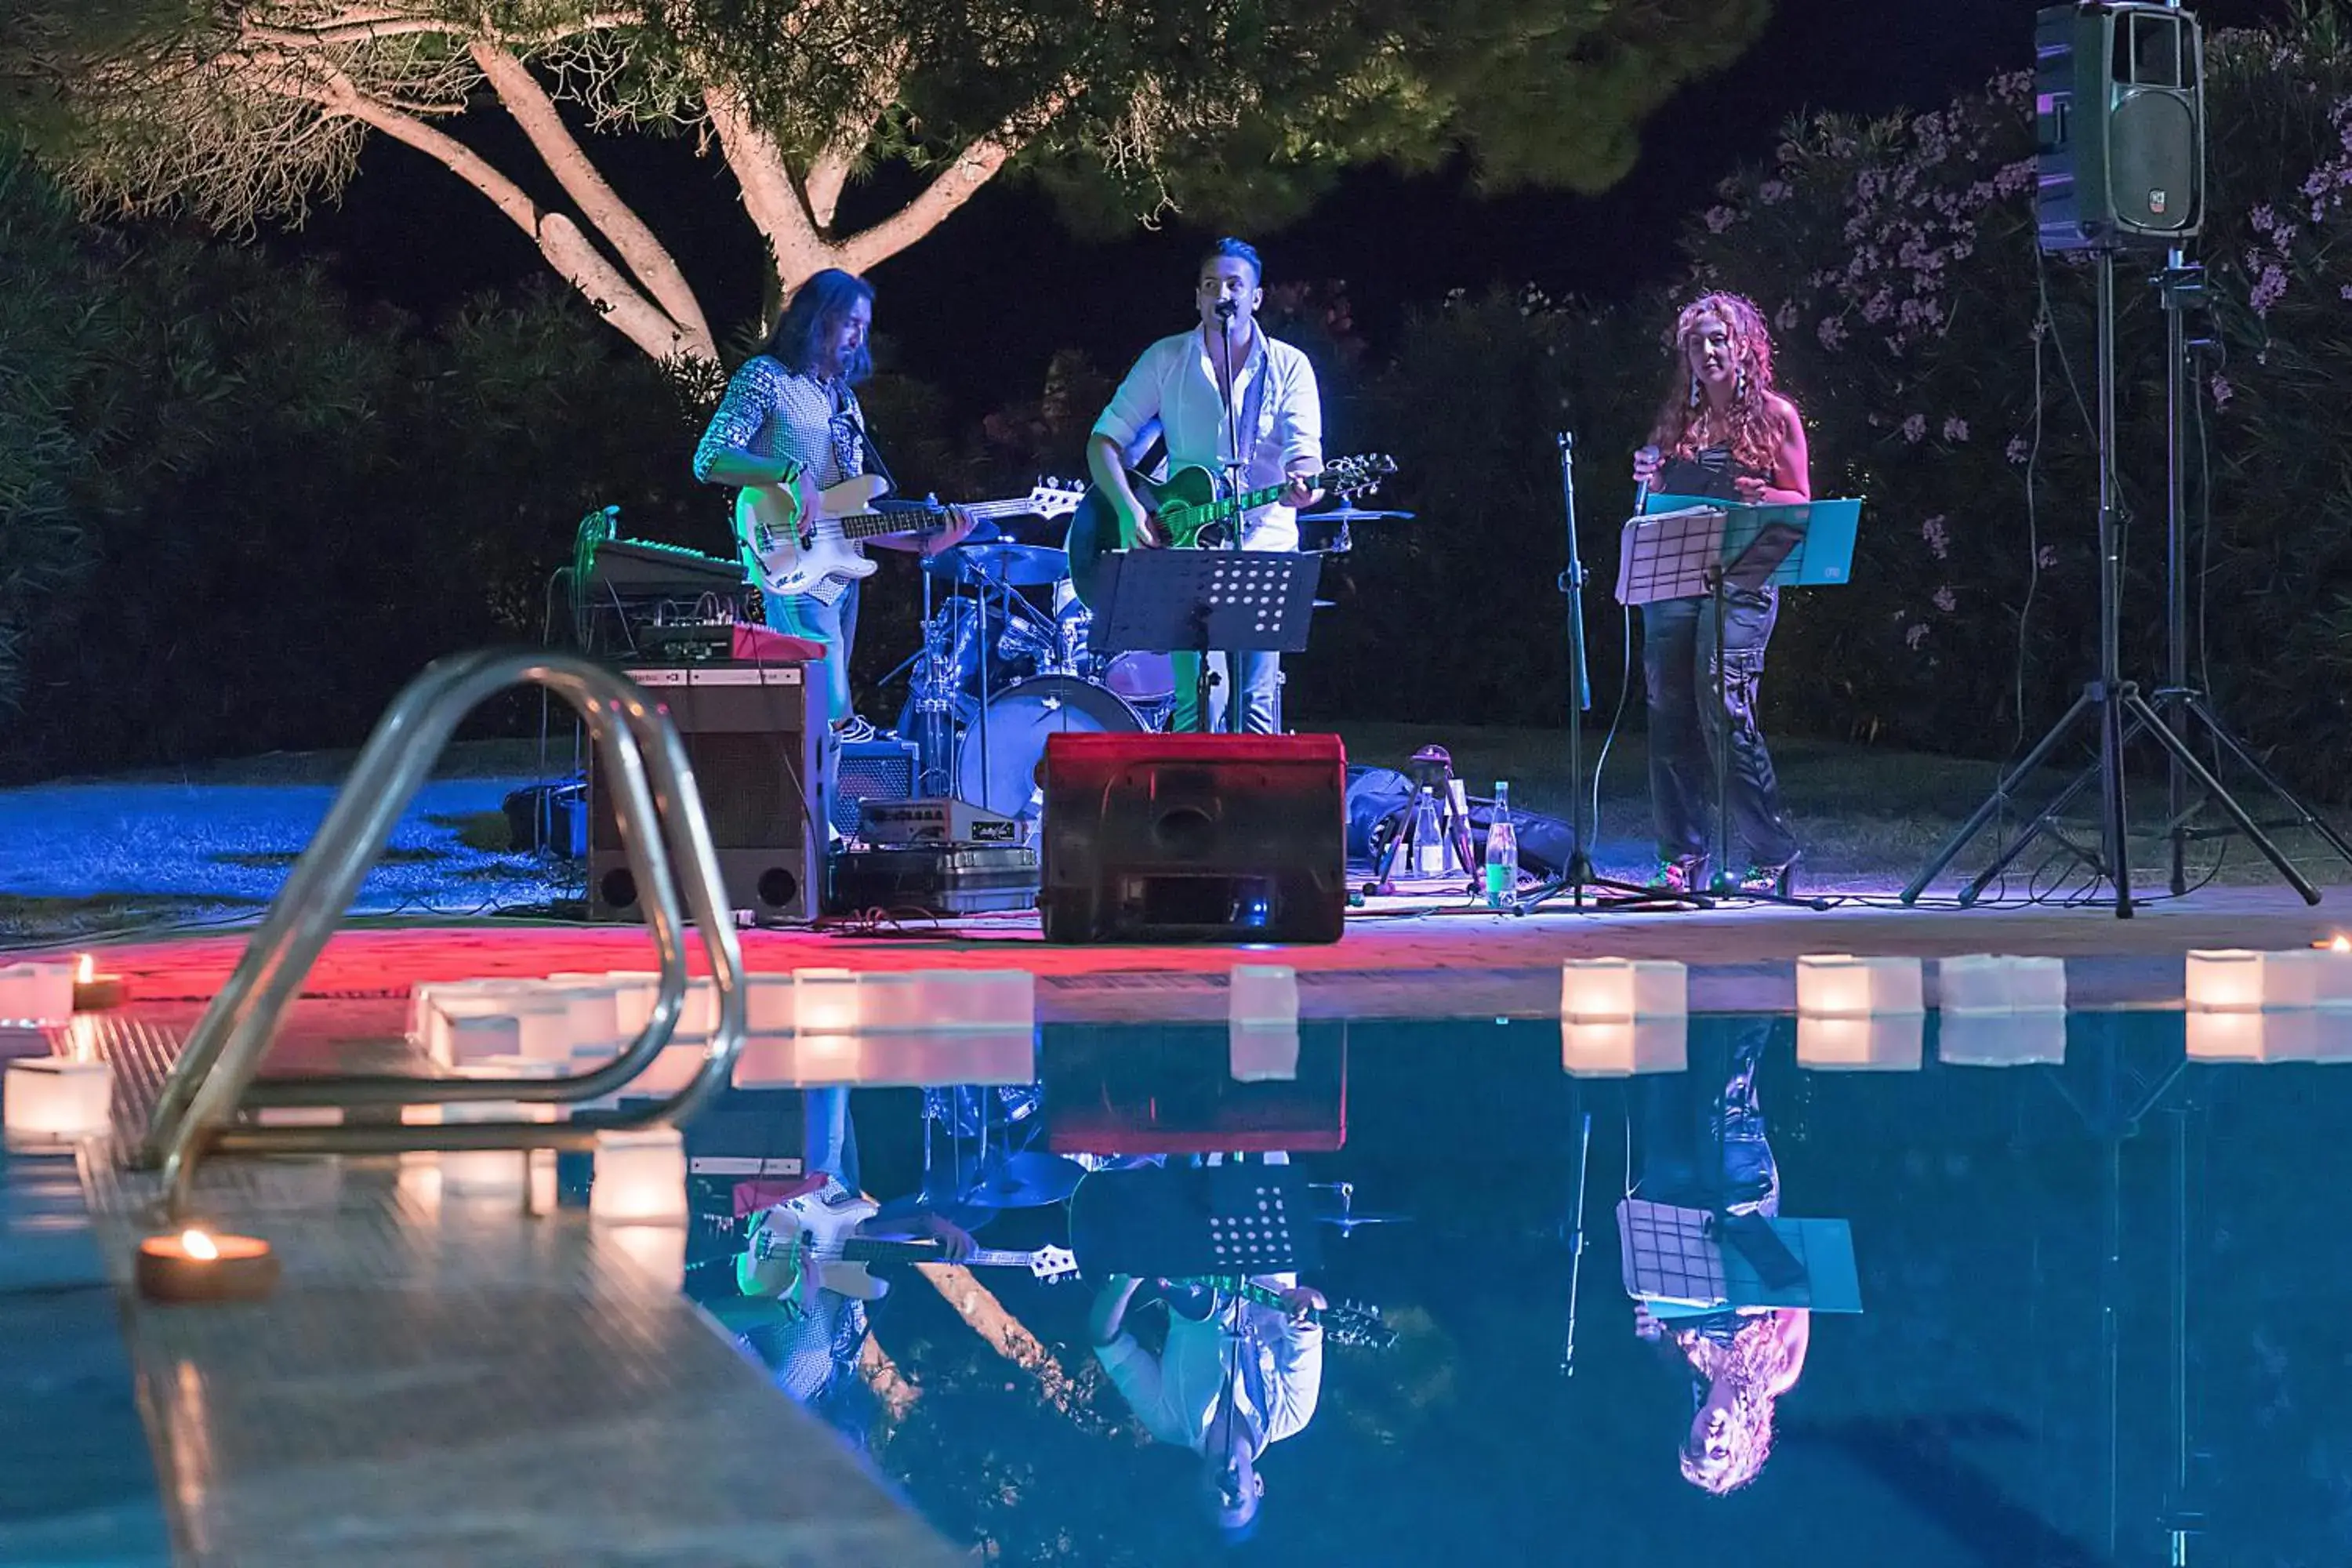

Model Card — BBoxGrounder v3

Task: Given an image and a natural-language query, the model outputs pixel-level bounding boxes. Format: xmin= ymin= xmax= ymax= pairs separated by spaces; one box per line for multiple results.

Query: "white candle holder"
xmin=4 ymin=1056 xmax=113 ymax=1135
xmin=1231 ymin=966 xmax=1300 ymax=1026
xmin=851 ymin=1029 xmax=1034 ymax=1087
xmin=601 ymin=1222 xmax=688 ymax=1290
xmin=1798 ymin=1012 xmax=1925 ymax=1072
xmin=744 ymin=975 xmax=797 ymax=1032
xmin=793 ymin=968 xmax=861 ymax=1033
xmin=1230 ymin=1022 xmax=1301 ymax=1083
xmin=1559 ymin=959 xmax=1687 ymax=1022
xmin=1936 ymin=1011 xmax=2068 ymax=1067
xmin=1936 ymin=955 xmax=2068 ymax=1014
xmin=0 ymin=964 xmax=78 ymax=1028
xmin=2184 ymin=1008 xmax=2324 ymax=1064
xmin=1796 ymin=955 xmax=1925 ymax=1018
xmin=1559 ymin=1017 xmax=1689 ymax=1078
xmin=2184 ymin=949 xmax=2273 ymax=1011
xmin=591 ymin=1127 xmax=688 ymax=1223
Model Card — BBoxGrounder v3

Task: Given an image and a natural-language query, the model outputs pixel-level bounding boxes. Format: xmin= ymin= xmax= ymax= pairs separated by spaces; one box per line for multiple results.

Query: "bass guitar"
xmin=740 ymin=475 xmax=1085 ymax=598
xmin=738 ymin=1185 xmax=1079 ymax=1308
xmin=1063 ymin=453 xmax=1396 ymax=608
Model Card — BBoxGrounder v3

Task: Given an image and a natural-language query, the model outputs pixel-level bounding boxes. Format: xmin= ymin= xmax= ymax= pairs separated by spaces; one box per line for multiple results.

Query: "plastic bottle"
xmin=1485 ymin=782 xmax=1519 ymax=909
xmin=1410 ymin=791 xmax=1449 ymax=880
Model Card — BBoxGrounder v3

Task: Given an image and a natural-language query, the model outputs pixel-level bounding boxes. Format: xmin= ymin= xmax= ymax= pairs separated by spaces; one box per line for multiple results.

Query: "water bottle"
xmin=1485 ymin=781 xmax=1519 ymax=909
xmin=1410 ymin=791 xmax=1448 ymax=880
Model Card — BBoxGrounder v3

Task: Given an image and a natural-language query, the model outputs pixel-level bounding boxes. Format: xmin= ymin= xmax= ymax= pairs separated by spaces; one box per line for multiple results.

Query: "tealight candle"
xmin=135 ymin=1228 xmax=280 ymax=1304
xmin=71 ymin=955 xmax=126 ymax=1012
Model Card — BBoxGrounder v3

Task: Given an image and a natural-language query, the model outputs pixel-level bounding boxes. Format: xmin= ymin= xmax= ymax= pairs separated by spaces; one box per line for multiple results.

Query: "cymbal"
xmin=924 ymin=541 xmax=1069 ymax=587
xmin=955 ymin=1150 xmax=1088 ymax=1209
xmin=1308 ymin=506 xmax=1415 ymax=522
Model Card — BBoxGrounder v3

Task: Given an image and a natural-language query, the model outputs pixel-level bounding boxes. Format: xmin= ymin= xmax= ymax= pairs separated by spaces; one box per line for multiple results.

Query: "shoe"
xmin=1736 ymin=853 xmax=1801 ymax=897
xmin=1648 ymin=855 xmax=1707 ymax=895
xmin=833 ymin=714 xmax=878 ymax=745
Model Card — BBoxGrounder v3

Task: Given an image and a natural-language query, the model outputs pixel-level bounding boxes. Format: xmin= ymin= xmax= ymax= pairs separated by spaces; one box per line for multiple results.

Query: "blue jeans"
xmin=1170 ymin=650 xmax=1281 ymax=735
xmin=765 ymin=579 xmax=858 ymax=728
xmin=1641 ymin=587 xmax=1797 ymax=868
xmin=803 ymin=1087 xmax=859 ymax=1196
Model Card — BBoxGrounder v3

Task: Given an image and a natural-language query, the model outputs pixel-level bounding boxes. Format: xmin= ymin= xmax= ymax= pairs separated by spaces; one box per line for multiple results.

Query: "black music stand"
xmin=1090 ymin=550 xmax=1322 ymax=734
xmin=1068 ymin=1162 xmax=1324 ymax=1279
xmin=1618 ymin=503 xmax=1834 ymax=907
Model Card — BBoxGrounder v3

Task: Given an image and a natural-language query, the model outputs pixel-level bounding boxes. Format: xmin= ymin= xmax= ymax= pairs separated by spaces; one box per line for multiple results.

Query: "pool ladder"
xmin=136 ymin=648 xmax=750 ymax=1218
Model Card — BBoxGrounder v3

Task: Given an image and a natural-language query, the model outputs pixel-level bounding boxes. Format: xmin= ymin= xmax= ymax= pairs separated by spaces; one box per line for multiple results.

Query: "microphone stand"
xmin=1523 ymin=433 xmax=1701 ymax=912
xmin=1216 ymin=303 xmax=1247 ymax=735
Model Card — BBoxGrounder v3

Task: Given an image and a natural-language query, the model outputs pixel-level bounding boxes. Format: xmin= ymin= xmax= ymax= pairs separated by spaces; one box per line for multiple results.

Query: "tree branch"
xmin=702 ymin=85 xmax=832 ymax=285
xmin=245 ymin=8 xmax=642 ymax=51
xmin=469 ymin=41 xmax=713 ymax=361
xmin=270 ymin=59 xmax=701 ymax=361
xmin=803 ymin=42 xmax=909 ymax=230
xmin=834 ymin=83 xmax=1078 ymax=275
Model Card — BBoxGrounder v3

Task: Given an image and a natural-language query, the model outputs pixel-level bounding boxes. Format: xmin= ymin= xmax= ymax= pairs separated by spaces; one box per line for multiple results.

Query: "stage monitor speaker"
xmin=589 ymin=663 xmax=824 ymax=925
xmin=1039 ymin=732 xmax=1347 ymax=945
xmin=2036 ymin=2 xmax=2204 ymax=252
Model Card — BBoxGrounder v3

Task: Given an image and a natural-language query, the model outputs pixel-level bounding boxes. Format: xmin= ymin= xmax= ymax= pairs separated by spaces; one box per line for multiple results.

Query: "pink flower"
xmin=1900 ymin=414 xmax=1928 ymax=444
xmin=1904 ymin=623 xmax=1930 ymax=651
xmin=1818 ymin=316 xmax=1849 ymax=351
xmin=1704 ymin=205 xmax=1739 ymax=234
xmin=2036 ymin=545 xmax=2059 ymax=568
xmin=2005 ymin=436 xmax=2031 ymax=464
xmin=2209 ymin=372 xmax=2234 ymax=409
xmin=1921 ymin=515 xmax=1950 ymax=561
xmin=1942 ymin=416 xmax=1969 ymax=442
xmin=1758 ymin=180 xmax=1792 ymax=205
xmin=1933 ymin=586 xmax=1958 ymax=613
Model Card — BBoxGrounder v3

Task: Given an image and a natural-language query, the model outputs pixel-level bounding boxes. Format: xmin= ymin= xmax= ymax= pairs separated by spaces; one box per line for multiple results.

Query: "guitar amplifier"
xmin=833 ymin=737 xmax=918 ymax=837
xmin=589 ymin=662 xmax=824 ymax=924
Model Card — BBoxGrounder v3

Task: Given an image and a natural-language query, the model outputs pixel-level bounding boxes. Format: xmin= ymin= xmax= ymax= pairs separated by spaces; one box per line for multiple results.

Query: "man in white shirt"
xmin=1087 ymin=239 xmax=1325 ymax=735
xmin=1090 ymin=1271 xmax=1327 ymax=1543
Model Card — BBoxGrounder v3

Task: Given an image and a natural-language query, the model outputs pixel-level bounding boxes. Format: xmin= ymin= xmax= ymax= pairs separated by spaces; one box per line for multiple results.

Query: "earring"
xmin=1735 ymin=366 xmax=1748 ymax=401
xmin=1689 ymin=376 xmax=1701 ymax=408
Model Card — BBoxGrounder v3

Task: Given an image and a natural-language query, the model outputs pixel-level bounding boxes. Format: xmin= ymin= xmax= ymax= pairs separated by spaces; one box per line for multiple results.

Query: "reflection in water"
xmin=655 ymin=1011 xmax=2352 ymax=1563
xmin=1624 ymin=1018 xmax=1813 ymax=1494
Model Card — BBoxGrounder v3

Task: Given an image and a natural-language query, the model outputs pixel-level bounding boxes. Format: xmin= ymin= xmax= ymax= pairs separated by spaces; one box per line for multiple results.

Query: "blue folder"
xmin=1643 ymin=493 xmax=1864 ymax=588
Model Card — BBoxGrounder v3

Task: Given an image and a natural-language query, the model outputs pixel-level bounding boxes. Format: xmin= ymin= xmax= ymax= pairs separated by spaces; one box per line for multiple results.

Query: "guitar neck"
xmin=839 ymin=1236 xmax=1035 ymax=1269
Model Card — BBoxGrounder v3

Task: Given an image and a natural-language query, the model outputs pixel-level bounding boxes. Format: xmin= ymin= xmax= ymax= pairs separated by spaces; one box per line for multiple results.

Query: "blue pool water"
xmin=673 ymin=1011 xmax=2352 ymax=1566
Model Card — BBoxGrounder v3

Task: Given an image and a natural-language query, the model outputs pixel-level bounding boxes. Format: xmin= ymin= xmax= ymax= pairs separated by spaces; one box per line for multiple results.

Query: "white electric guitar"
xmin=739 ymin=475 xmax=1086 ymax=598
xmin=737 ymin=1185 xmax=1079 ymax=1308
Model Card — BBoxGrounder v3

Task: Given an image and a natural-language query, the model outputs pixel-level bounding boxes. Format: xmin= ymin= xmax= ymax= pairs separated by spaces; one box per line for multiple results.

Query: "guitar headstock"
xmin=1319 ymin=1299 xmax=1399 ymax=1352
xmin=1022 ymin=478 xmax=1089 ymax=521
xmin=1319 ymin=453 xmax=1398 ymax=503
xmin=1029 ymin=1243 xmax=1080 ymax=1283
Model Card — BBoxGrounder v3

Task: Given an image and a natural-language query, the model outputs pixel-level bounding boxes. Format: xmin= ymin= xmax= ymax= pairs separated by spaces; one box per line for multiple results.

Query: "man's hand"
xmin=1278 ymin=471 xmax=1323 ymax=510
xmin=1274 ymin=1285 xmax=1327 ymax=1325
xmin=918 ymin=1212 xmax=976 ymax=1263
xmin=1091 ymin=1272 xmax=1145 ymax=1345
xmin=924 ymin=504 xmax=977 ymax=558
xmin=1115 ymin=495 xmax=1160 ymax=550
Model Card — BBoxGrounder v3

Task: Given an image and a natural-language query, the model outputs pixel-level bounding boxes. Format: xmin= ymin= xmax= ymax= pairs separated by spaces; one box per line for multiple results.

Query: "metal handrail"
xmin=139 ymin=648 xmax=751 ymax=1217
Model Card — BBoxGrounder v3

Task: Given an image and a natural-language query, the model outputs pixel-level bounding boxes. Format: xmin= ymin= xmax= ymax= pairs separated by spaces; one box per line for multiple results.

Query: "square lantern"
xmin=1560 ymin=1016 xmax=1689 ymax=1078
xmin=590 ymin=1127 xmax=689 ymax=1223
xmin=0 ymin=964 xmax=80 ymax=1028
xmin=1797 ymin=1012 xmax=1926 ymax=1072
xmin=4 ymin=1056 xmax=113 ymax=1136
xmin=1231 ymin=966 xmax=1300 ymax=1027
xmin=1559 ymin=959 xmax=1687 ymax=1022
xmin=1230 ymin=1022 xmax=1302 ymax=1083
xmin=1936 ymin=1011 xmax=2068 ymax=1066
xmin=1796 ymin=955 xmax=1925 ymax=1018
xmin=1936 ymin=955 xmax=2068 ymax=1014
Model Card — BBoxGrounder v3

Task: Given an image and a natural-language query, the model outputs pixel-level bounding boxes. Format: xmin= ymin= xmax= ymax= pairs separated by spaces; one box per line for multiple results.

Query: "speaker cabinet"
xmin=2037 ymin=2 xmax=2204 ymax=251
xmin=590 ymin=663 xmax=824 ymax=924
xmin=1039 ymin=732 xmax=1347 ymax=944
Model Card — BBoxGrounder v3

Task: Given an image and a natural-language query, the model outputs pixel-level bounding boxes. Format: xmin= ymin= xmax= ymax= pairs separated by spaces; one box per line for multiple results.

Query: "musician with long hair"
xmin=695 ymin=267 xmax=968 ymax=742
xmin=1630 ymin=291 xmax=1809 ymax=895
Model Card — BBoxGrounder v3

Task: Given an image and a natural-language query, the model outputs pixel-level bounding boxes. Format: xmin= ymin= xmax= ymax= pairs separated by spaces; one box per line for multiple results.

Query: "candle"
xmin=1796 ymin=955 xmax=1925 ymax=1018
xmin=4 ymin=1056 xmax=114 ymax=1136
xmin=1559 ymin=959 xmax=1687 ymax=1022
xmin=135 ymin=1228 xmax=280 ymax=1304
xmin=71 ymin=954 xmax=127 ymax=1012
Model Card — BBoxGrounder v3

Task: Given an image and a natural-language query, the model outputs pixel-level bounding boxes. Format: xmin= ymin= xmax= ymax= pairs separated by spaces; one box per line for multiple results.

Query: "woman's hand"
xmin=1632 ymin=445 xmax=1664 ymax=492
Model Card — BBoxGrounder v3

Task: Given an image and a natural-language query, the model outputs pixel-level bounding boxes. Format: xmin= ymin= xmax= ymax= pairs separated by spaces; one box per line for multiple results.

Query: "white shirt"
xmin=1096 ymin=1282 xmax=1324 ymax=1458
xmin=1092 ymin=328 xmax=1324 ymax=551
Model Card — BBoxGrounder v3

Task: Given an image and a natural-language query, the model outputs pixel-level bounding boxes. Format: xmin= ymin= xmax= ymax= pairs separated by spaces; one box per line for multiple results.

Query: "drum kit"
xmin=895 ymin=503 xmax=1414 ymax=822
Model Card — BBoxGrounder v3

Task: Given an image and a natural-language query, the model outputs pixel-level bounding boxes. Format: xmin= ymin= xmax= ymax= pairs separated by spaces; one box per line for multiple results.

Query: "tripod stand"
xmin=1523 ymin=431 xmax=1705 ymax=913
xmin=1901 ymin=251 xmax=2328 ymax=916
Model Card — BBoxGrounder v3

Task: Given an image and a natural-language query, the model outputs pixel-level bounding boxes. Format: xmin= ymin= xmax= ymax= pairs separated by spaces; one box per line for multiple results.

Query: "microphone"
xmin=1215 ymin=299 xmax=1238 ymax=321
xmin=1633 ymin=445 xmax=1661 ymax=514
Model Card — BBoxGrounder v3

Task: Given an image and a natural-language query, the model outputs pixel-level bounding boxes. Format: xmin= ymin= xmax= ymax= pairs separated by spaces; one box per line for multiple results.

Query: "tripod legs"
xmin=1901 ymin=681 xmax=2327 ymax=913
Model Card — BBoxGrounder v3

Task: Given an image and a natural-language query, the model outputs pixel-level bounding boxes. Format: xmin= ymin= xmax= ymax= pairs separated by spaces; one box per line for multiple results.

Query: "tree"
xmin=16 ymin=0 xmax=1771 ymax=364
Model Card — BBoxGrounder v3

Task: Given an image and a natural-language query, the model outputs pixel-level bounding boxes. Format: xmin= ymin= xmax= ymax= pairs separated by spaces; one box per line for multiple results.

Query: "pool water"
xmin=668 ymin=1011 xmax=2352 ymax=1566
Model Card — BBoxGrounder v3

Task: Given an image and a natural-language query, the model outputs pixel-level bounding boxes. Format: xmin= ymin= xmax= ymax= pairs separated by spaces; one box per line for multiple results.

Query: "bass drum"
xmin=953 ymin=676 xmax=1142 ymax=821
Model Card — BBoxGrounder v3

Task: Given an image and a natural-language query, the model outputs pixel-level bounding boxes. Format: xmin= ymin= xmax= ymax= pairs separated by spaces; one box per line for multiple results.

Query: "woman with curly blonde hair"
xmin=1629 ymin=291 xmax=1810 ymax=896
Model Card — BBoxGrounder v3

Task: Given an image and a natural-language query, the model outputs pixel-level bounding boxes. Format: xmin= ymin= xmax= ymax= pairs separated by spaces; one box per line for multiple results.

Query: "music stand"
xmin=1619 ymin=496 xmax=1860 ymax=905
xmin=1068 ymin=1162 xmax=1324 ymax=1279
xmin=1089 ymin=550 xmax=1323 ymax=734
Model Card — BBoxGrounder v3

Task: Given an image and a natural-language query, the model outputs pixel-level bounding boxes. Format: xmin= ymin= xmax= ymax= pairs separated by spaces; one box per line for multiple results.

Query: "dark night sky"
xmin=285 ymin=0 xmax=2286 ymax=418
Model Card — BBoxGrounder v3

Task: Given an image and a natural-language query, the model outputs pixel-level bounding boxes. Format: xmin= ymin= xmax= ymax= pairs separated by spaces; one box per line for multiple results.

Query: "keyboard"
xmin=590 ymin=538 xmax=746 ymax=593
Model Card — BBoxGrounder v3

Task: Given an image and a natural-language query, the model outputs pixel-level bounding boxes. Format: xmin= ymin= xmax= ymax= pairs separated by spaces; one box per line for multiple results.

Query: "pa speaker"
xmin=2037 ymin=2 xmax=2204 ymax=252
xmin=589 ymin=663 xmax=824 ymax=924
xmin=1039 ymin=732 xmax=1347 ymax=944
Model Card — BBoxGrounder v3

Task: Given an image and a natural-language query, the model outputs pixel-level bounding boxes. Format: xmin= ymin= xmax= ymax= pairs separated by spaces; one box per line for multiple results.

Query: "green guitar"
xmin=1064 ymin=453 xmax=1396 ymax=608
